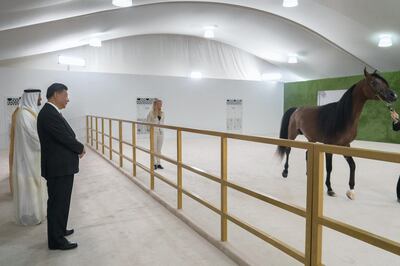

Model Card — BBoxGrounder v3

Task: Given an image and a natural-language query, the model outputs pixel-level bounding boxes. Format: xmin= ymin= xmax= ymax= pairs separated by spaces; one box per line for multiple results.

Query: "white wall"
xmin=0 ymin=67 xmax=283 ymax=149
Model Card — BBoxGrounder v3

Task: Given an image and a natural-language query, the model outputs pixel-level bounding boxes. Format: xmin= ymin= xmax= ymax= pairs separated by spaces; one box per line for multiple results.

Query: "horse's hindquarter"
xmin=291 ymin=107 xmax=320 ymax=142
xmin=292 ymin=107 xmax=358 ymax=145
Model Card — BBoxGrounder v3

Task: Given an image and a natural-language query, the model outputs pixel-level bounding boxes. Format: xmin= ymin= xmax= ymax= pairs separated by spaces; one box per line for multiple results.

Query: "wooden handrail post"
xmin=305 ymin=146 xmax=314 ymax=266
xmin=132 ymin=122 xmax=137 ymax=177
xmin=109 ymin=119 xmax=113 ymax=160
xmin=90 ymin=116 xmax=93 ymax=146
xmin=86 ymin=116 xmax=89 ymax=144
xmin=95 ymin=117 xmax=99 ymax=150
xmin=101 ymin=118 xmax=105 ymax=154
xmin=177 ymin=130 xmax=183 ymax=209
xmin=311 ymin=145 xmax=324 ymax=266
xmin=221 ymin=137 xmax=228 ymax=241
xmin=150 ymin=126 xmax=155 ymax=190
xmin=119 ymin=120 xmax=123 ymax=167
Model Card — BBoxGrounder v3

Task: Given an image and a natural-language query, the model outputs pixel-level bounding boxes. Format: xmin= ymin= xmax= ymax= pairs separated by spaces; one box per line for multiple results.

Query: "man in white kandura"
xmin=10 ymin=89 xmax=46 ymax=225
xmin=147 ymin=99 xmax=165 ymax=170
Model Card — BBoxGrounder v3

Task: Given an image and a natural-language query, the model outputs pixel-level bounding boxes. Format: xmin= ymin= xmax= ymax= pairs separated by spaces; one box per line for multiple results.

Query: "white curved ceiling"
xmin=0 ymin=0 xmax=398 ymax=81
xmin=1 ymin=34 xmax=281 ymax=81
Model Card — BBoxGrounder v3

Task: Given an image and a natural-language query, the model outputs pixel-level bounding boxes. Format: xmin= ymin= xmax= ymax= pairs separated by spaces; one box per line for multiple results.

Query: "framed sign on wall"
xmin=226 ymin=99 xmax=243 ymax=133
xmin=317 ymin=89 xmax=346 ymax=106
xmin=136 ymin=97 xmax=156 ymax=138
xmin=3 ymin=96 xmax=20 ymax=146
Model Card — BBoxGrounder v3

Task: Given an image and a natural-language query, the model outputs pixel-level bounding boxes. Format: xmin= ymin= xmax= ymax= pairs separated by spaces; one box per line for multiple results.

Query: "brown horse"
xmin=277 ymin=68 xmax=397 ymax=200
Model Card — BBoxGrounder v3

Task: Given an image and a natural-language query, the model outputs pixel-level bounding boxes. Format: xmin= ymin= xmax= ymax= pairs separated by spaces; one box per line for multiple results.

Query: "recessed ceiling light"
xmin=262 ymin=73 xmax=282 ymax=81
xmin=204 ymin=30 xmax=215 ymax=39
xmin=283 ymin=0 xmax=298 ymax=7
xmin=89 ymin=38 xmax=102 ymax=47
xmin=203 ymin=25 xmax=217 ymax=39
xmin=378 ymin=35 xmax=392 ymax=47
xmin=58 ymin=55 xmax=85 ymax=66
xmin=287 ymin=55 xmax=298 ymax=64
xmin=112 ymin=0 xmax=132 ymax=7
xmin=190 ymin=71 xmax=202 ymax=79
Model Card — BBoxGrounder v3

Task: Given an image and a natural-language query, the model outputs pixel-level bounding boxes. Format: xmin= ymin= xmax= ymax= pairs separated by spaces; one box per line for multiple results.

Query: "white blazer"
xmin=146 ymin=111 xmax=165 ymax=134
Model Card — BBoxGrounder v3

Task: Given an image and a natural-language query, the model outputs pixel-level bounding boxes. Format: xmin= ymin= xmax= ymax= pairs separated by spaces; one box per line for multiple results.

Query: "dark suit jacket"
xmin=394 ymin=122 xmax=400 ymax=131
xmin=37 ymin=103 xmax=84 ymax=178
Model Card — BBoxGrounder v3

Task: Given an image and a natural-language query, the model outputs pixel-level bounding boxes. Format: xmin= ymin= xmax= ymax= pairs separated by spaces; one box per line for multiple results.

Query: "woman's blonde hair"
xmin=152 ymin=99 xmax=163 ymax=116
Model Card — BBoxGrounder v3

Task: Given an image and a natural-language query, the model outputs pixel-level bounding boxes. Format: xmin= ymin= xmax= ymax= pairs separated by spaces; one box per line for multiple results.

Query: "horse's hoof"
xmin=327 ymin=191 xmax=336 ymax=197
xmin=346 ymin=190 xmax=355 ymax=200
xmin=282 ymin=170 xmax=288 ymax=178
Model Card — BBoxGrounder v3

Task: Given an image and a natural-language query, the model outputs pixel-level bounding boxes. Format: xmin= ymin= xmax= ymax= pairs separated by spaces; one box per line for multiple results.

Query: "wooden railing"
xmin=86 ymin=115 xmax=400 ymax=266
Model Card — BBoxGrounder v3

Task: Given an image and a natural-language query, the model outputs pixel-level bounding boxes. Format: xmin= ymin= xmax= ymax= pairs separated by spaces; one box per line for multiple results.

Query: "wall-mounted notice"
xmin=136 ymin=97 xmax=156 ymax=137
xmin=317 ymin=89 xmax=346 ymax=106
xmin=226 ymin=99 xmax=243 ymax=132
xmin=4 ymin=96 xmax=20 ymax=145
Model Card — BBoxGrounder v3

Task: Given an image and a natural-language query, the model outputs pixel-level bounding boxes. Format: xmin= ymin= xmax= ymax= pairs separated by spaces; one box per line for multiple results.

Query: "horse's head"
xmin=363 ymin=67 xmax=397 ymax=103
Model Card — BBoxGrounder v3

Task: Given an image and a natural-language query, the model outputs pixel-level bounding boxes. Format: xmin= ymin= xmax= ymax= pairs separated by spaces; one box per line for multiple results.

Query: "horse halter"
xmin=368 ymin=79 xmax=394 ymax=112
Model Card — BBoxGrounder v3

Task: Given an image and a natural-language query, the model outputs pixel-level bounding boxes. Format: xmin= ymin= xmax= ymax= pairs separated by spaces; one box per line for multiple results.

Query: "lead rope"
xmin=376 ymin=93 xmax=399 ymax=124
xmin=375 ymin=93 xmax=394 ymax=112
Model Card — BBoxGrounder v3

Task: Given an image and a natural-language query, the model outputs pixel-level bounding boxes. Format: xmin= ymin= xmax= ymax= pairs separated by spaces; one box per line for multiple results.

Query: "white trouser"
xmin=154 ymin=132 xmax=164 ymax=165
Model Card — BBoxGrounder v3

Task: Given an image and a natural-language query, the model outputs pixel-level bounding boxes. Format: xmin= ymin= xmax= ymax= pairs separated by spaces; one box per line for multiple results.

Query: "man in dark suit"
xmin=37 ymin=83 xmax=85 ymax=250
xmin=390 ymin=110 xmax=400 ymax=202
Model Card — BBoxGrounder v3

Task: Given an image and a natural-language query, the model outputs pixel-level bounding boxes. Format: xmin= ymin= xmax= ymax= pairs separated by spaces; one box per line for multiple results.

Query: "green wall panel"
xmin=284 ymin=71 xmax=400 ymax=143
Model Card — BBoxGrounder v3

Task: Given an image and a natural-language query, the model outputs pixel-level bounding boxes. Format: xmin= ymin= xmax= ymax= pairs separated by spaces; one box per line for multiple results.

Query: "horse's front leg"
xmin=325 ymin=153 xmax=336 ymax=196
xmin=344 ymin=156 xmax=356 ymax=200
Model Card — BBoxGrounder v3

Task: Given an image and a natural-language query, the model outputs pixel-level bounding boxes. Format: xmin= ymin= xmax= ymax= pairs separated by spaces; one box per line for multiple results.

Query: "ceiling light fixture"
xmin=204 ymin=29 xmax=215 ymax=39
xmin=112 ymin=0 xmax=133 ymax=7
xmin=262 ymin=72 xmax=282 ymax=81
xmin=378 ymin=35 xmax=393 ymax=47
xmin=58 ymin=55 xmax=85 ymax=66
xmin=190 ymin=71 xmax=202 ymax=79
xmin=89 ymin=38 xmax=102 ymax=47
xmin=203 ymin=25 xmax=217 ymax=39
xmin=283 ymin=0 xmax=298 ymax=8
xmin=287 ymin=55 xmax=298 ymax=64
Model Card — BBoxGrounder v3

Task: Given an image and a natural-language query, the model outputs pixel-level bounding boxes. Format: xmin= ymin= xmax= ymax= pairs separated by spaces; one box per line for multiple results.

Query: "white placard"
xmin=4 ymin=96 xmax=20 ymax=147
xmin=136 ymin=97 xmax=155 ymax=137
xmin=317 ymin=89 xmax=346 ymax=106
xmin=226 ymin=99 xmax=243 ymax=132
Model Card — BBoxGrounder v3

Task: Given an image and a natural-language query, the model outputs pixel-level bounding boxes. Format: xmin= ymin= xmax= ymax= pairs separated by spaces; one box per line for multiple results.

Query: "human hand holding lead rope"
xmin=390 ymin=110 xmax=399 ymax=123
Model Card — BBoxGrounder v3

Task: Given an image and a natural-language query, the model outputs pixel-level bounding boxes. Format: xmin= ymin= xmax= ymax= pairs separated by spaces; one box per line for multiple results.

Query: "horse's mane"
xmin=372 ymin=72 xmax=389 ymax=86
xmin=317 ymin=84 xmax=355 ymax=138
xmin=317 ymin=73 xmax=389 ymax=138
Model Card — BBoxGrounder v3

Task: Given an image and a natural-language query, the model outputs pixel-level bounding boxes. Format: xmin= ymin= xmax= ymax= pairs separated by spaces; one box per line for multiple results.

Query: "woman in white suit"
xmin=147 ymin=99 xmax=165 ymax=169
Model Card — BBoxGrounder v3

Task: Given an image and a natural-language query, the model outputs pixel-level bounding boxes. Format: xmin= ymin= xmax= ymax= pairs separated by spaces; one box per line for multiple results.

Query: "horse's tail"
xmin=276 ymin=107 xmax=297 ymax=159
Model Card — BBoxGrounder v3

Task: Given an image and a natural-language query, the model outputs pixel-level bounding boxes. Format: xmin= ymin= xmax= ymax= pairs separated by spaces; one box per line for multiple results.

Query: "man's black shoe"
xmin=49 ymin=241 xmax=78 ymax=250
xmin=157 ymin=165 xmax=164 ymax=169
xmin=154 ymin=165 xmax=158 ymax=170
xmin=64 ymin=229 xmax=74 ymax=236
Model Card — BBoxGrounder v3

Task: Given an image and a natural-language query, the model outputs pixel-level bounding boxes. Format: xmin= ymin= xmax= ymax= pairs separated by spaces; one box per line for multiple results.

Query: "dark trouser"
xmin=46 ymin=175 xmax=74 ymax=247
xmin=397 ymin=176 xmax=400 ymax=200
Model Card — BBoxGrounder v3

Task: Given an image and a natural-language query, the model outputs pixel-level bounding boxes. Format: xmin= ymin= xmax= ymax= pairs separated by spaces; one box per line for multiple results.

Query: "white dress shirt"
xmin=47 ymin=102 xmax=61 ymax=114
